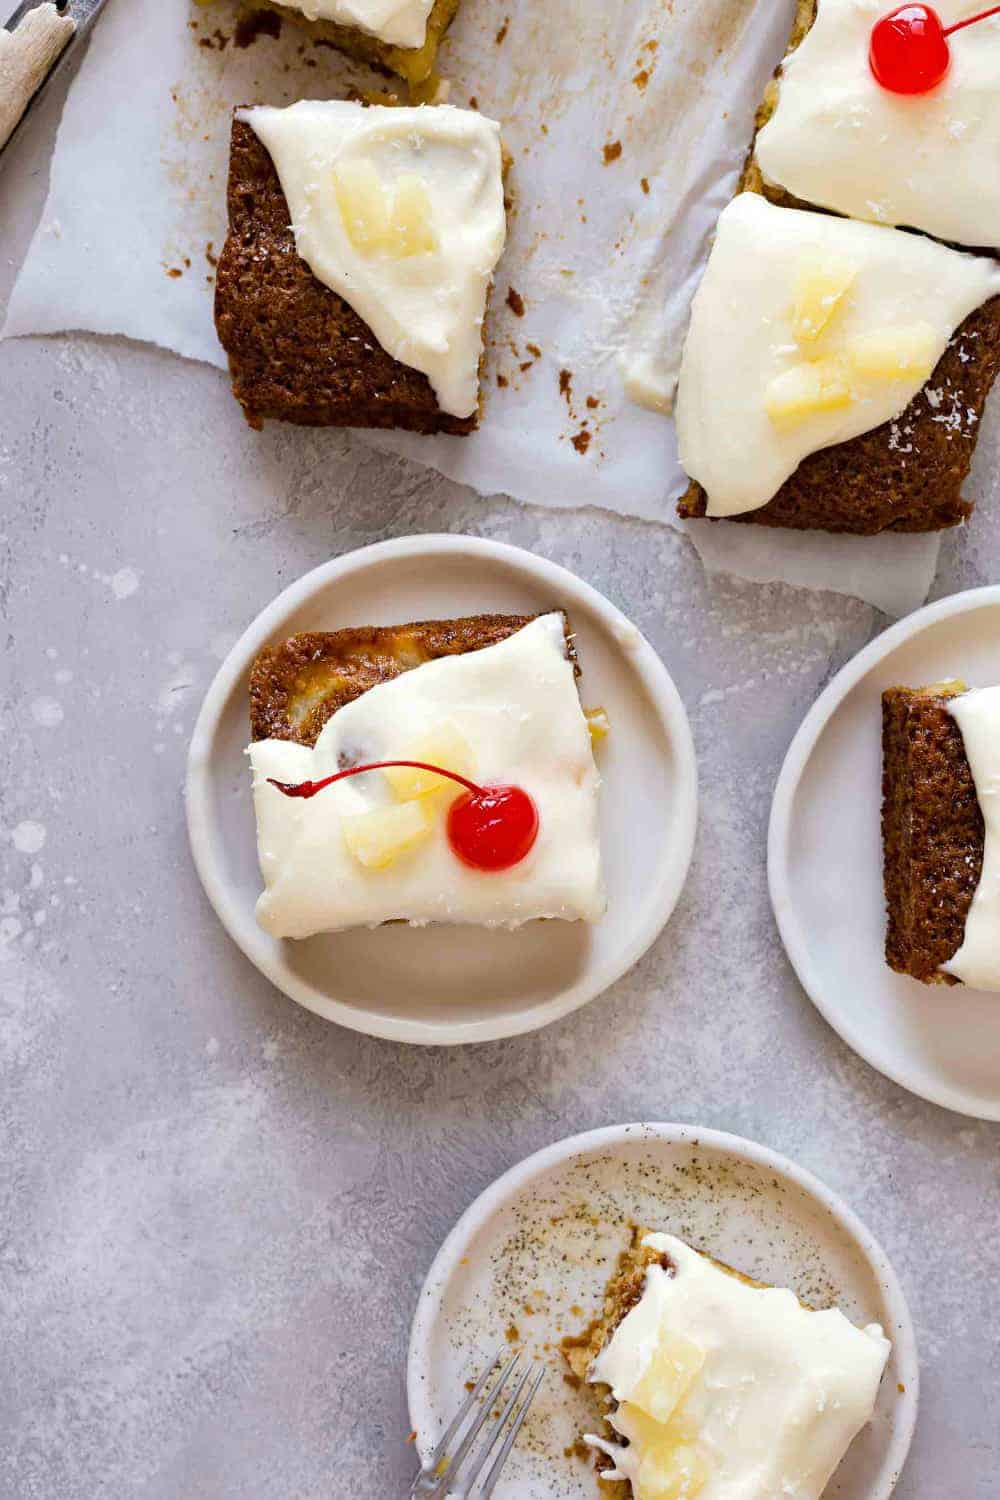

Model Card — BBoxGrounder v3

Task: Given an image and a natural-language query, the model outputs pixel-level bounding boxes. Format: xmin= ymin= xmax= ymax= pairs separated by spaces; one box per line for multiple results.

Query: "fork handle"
xmin=0 ymin=3 xmax=76 ymax=151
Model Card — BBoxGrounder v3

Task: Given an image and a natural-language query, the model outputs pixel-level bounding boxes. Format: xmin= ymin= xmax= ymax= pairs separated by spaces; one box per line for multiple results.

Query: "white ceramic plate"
xmin=408 ymin=1123 xmax=917 ymax=1500
xmin=186 ymin=535 xmax=697 ymax=1044
xmin=769 ymin=585 xmax=1000 ymax=1120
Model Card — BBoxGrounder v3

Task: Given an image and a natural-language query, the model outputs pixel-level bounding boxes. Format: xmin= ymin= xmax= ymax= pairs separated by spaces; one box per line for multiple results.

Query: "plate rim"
xmin=768 ymin=584 xmax=1000 ymax=1120
xmin=185 ymin=534 xmax=699 ymax=1045
xmin=406 ymin=1120 xmax=919 ymax=1499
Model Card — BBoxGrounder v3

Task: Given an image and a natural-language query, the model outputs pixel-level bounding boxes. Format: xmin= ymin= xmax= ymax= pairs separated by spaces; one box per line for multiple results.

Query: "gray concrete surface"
xmin=2 ymin=75 xmax=998 ymax=1500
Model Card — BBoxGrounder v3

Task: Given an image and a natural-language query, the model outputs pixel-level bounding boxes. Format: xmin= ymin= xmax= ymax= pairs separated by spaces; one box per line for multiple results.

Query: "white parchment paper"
xmin=4 ymin=0 xmax=947 ymax=613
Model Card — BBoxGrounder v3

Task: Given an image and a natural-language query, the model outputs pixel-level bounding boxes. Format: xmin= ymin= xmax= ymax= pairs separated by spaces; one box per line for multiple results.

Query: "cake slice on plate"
xmin=215 ymin=100 xmax=506 ymax=433
xmin=247 ymin=612 xmax=607 ymax=937
xmin=564 ymin=1227 xmax=890 ymax=1500
xmin=248 ymin=0 xmax=461 ymax=86
xmin=882 ymin=680 xmax=1000 ymax=989
xmin=675 ymin=192 xmax=1000 ymax=533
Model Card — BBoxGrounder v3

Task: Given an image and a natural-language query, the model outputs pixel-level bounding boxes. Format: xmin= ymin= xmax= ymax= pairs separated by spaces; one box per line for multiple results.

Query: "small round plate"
xmin=769 ymin=585 xmax=1000 ymax=1120
xmin=186 ymin=535 xmax=697 ymax=1044
xmin=407 ymin=1123 xmax=917 ymax=1500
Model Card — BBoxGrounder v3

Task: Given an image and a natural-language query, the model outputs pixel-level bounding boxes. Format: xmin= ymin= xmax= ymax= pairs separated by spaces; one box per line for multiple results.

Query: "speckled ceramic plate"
xmin=769 ymin=585 xmax=1000 ymax=1120
xmin=407 ymin=1123 xmax=918 ymax=1500
xmin=185 ymin=536 xmax=697 ymax=1044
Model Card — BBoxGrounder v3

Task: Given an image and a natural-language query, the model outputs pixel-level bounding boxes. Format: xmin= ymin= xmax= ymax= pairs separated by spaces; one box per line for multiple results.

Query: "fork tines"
xmin=410 ymin=1349 xmax=545 ymax=1498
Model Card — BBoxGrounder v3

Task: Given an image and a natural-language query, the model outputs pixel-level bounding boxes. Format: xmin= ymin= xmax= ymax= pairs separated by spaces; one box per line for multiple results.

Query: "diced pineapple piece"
xmin=791 ymin=254 xmax=857 ymax=343
xmin=388 ymin=174 xmax=439 ymax=257
xmin=638 ymin=1439 xmax=710 ymax=1500
xmin=764 ymin=359 xmax=853 ymax=429
xmin=585 ymin=706 xmax=611 ymax=748
xmin=381 ymin=724 xmax=474 ymax=803
xmin=629 ymin=1336 xmax=705 ymax=1426
xmin=333 ymin=159 xmax=390 ymax=253
xmin=618 ymin=1406 xmax=710 ymax=1500
xmin=846 ymin=322 xmax=938 ymax=383
xmin=333 ymin=160 xmax=437 ymax=259
xmin=341 ymin=800 xmax=433 ymax=870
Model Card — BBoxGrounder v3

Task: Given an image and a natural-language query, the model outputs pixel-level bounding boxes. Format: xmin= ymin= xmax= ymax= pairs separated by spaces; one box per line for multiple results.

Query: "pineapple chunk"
xmin=333 ymin=159 xmax=390 ymax=253
xmin=389 ymin=174 xmax=439 ymax=257
xmin=847 ymin=322 xmax=938 ymax=383
xmin=585 ymin=706 xmax=611 ymax=748
xmin=764 ymin=359 xmax=853 ymax=429
xmin=381 ymin=724 xmax=474 ymax=803
xmin=341 ymin=800 xmax=433 ymax=870
xmin=618 ymin=1406 xmax=710 ymax=1500
xmin=638 ymin=1439 xmax=710 ymax=1500
xmin=333 ymin=160 xmax=438 ymax=258
xmin=630 ymin=1336 xmax=705 ymax=1426
xmin=791 ymin=254 xmax=857 ymax=343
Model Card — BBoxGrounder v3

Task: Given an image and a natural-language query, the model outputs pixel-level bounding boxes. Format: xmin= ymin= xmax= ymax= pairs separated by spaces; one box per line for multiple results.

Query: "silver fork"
xmin=410 ymin=1350 xmax=545 ymax=1499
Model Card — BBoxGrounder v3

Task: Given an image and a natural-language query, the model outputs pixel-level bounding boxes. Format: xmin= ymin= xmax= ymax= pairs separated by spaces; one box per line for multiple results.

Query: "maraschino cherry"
xmin=870 ymin=3 xmax=1000 ymax=94
xmin=446 ymin=782 xmax=539 ymax=872
xmin=268 ymin=760 xmax=539 ymax=872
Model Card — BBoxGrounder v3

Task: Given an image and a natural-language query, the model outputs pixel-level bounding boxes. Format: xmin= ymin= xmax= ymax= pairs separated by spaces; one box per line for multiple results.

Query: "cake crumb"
xmin=495 ymin=16 xmax=509 ymax=43
xmin=506 ymin=287 xmax=525 ymax=317
xmin=603 ymin=140 xmax=623 ymax=164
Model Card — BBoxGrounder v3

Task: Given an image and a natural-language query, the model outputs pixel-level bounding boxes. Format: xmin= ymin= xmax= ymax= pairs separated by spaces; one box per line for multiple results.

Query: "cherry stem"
xmin=943 ymin=4 xmax=1000 ymax=36
xmin=268 ymin=759 xmax=484 ymax=800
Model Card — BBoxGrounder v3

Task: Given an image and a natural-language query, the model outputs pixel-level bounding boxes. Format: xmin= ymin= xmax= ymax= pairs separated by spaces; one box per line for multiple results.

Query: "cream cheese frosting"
xmin=248 ymin=615 xmax=605 ymax=938
xmin=675 ymin=192 xmax=1000 ymax=517
xmin=240 ymin=101 xmax=506 ymax=419
xmin=588 ymin=1234 xmax=891 ymax=1500
xmin=755 ymin=0 xmax=1000 ymax=250
xmin=942 ymin=685 xmax=1000 ymax=989
xmin=277 ymin=0 xmax=433 ymax=49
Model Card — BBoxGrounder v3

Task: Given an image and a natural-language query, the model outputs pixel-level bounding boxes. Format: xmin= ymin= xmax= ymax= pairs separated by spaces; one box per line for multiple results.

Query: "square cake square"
xmin=215 ymin=101 xmax=506 ymax=432
xmin=247 ymin=612 xmax=606 ymax=937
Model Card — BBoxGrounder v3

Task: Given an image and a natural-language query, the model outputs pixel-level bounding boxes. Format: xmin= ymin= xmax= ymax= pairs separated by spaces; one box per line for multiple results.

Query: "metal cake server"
xmin=1 ymin=0 xmax=112 ymax=156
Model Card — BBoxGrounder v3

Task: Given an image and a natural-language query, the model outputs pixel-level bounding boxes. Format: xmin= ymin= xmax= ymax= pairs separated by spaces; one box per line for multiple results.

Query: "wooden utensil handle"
xmin=0 ymin=3 xmax=75 ymax=151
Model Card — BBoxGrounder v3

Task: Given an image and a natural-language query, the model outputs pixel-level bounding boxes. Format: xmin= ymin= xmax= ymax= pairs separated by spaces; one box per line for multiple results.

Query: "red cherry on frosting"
xmin=869 ymin=5 xmax=951 ymax=93
xmin=446 ymin=783 xmax=539 ymax=872
xmin=268 ymin=759 xmax=539 ymax=873
xmin=870 ymin=3 xmax=1000 ymax=95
